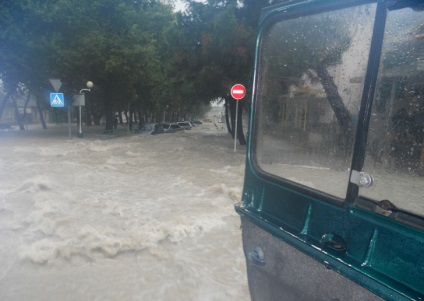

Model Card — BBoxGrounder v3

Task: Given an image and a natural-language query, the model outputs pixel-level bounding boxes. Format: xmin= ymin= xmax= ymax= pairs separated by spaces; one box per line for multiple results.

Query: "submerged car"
xmin=161 ymin=123 xmax=183 ymax=133
xmin=138 ymin=123 xmax=157 ymax=134
xmin=177 ymin=121 xmax=193 ymax=130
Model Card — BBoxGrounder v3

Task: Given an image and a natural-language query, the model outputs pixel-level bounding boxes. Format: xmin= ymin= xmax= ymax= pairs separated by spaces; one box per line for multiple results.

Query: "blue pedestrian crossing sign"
xmin=50 ymin=93 xmax=64 ymax=107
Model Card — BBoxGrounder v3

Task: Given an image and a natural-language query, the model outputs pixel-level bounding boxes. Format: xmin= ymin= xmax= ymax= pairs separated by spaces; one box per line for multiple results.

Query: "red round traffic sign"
xmin=230 ymin=84 xmax=246 ymax=100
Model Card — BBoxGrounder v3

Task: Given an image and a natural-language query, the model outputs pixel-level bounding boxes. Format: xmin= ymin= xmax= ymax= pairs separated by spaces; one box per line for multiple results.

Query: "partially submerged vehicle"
xmin=177 ymin=121 xmax=193 ymax=130
xmin=236 ymin=0 xmax=424 ymax=300
xmin=161 ymin=122 xmax=183 ymax=133
xmin=138 ymin=123 xmax=162 ymax=135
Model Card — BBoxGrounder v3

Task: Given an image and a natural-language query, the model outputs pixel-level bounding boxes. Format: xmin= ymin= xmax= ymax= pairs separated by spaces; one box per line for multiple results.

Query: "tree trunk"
xmin=105 ymin=112 xmax=114 ymax=132
xmin=93 ymin=114 xmax=101 ymax=125
xmin=20 ymin=91 xmax=31 ymax=128
xmin=316 ymin=65 xmax=354 ymax=155
xmin=0 ymin=83 xmax=17 ymax=120
xmin=36 ymin=95 xmax=47 ymax=129
xmin=137 ymin=106 xmax=144 ymax=128
xmin=228 ymin=96 xmax=246 ymax=145
xmin=0 ymin=92 xmax=12 ymax=121
xmin=12 ymin=95 xmax=25 ymax=130
xmin=225 ymin=97 xmax=232 ymax=136
xmin=91 ymin=95 xmax=102 ymax=126
xmin=85 ymin=95 xmax=92 ymax=126
xmin=236 ymin=100 xmax=247 ymax=145
xmin=316 ymin=65 xmax=353 ymax=132
xmin=118 ymin=112 xmax=123 ymax=124
xmin=128 ymin=104 xmax=133 ymax=131
xmin=104 ymin=100 xmax=114 ymax=132
xmin=229 ymin=97 xmax=236 ymax=138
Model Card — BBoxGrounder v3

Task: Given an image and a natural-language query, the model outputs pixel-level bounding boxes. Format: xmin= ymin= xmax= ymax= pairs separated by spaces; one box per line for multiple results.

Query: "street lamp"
xmin=77 ymin=81 xmax=94 ymax=138
xmin=80 ymin=81 xmax=93 ymax=93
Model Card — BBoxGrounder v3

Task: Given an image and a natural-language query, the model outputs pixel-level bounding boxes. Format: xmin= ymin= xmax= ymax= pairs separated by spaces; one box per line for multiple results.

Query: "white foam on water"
xmin=0 ymin=123 xmax=249 ymax=300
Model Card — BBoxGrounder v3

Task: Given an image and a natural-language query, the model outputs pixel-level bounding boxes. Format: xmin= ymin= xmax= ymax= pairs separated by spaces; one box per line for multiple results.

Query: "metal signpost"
xmin=49 ymin=78 xmax=73 ymax=138
xmin=76 ymin=81 xmax=94 ymax=138
xmin=48 ymin=79 xmax=93 ymax=139
xmin=230 ymin=84 xmax=246 ymax=152
xmin=72 ymin=93 xmax=86 ymax=138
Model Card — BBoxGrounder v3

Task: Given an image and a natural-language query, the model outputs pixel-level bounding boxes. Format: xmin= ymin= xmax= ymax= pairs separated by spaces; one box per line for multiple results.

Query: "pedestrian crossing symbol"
xmin=50 ymin=93 xmax=64 ymax=107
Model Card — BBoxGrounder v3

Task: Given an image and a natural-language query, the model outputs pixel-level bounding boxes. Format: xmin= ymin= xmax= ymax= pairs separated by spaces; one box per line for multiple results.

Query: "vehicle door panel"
xmin=236 ymin=1 xmax=424 ymax=300
xmin=241 ymin=218 xmax=384 ymax=301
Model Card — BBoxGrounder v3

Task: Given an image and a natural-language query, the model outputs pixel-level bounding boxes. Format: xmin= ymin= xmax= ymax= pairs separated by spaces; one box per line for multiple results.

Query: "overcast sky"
xmin=173 ymin=0 xmax=187 ymax=11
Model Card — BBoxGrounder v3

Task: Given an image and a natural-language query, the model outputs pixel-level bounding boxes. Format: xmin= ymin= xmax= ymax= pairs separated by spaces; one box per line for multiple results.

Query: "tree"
xmin=0 ymin=0 xmax=283 ymax=137
xmin=0 ymin=1 xmax=54 ymax=128
xmin=166 ymin=0 xmax=264 ymax=144
xmin=0 ymin=0 xmax=176 ymax=132
xmin=260 ymin=9 xmax=358 ymax=136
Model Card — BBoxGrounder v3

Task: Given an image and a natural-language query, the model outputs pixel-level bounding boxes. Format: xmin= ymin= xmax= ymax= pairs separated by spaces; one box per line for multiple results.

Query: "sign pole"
xmin=67 ymin=104 xmax=72 ymax=138
xmin=78 ymin=106 xmax=82 ymax=138
xmin=49 ymin=79 xmax=70 ymax=138
xmin=234 ymin=100 xmax=239 ymax=152
xmin=77 ymin=86 xmax=92 ymax=138
xmin=230 ymin=84 xmax=246 ymax=152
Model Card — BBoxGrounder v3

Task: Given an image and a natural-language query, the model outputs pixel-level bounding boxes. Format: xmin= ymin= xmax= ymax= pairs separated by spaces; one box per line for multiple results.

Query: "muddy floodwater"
xmin=0 ymin=122 xmax=250 ymax=301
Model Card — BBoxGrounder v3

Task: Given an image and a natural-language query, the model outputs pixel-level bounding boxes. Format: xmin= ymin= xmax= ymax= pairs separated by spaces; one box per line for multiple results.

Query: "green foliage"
xmin=0 ymin=0 xmax=177 ymax=125
xmin=263 ymin=13 xmax=351 ymax=81
xmin=0 ymin=0 xmax=273 ymax=124
xmin=166 ymin=0 xmax=268 ymax=106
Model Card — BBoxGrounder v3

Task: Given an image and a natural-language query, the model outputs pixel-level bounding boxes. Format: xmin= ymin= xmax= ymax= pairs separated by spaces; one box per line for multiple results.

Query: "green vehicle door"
xmin=236 ymin=0 xmax=424 ymax=300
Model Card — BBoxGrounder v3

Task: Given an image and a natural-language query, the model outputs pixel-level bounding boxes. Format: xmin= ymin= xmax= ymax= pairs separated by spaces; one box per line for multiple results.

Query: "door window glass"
xmin=255 ymin=5 xmax=376 ymax=198
xmin=361 ymin=7 xmax=424 ymax=215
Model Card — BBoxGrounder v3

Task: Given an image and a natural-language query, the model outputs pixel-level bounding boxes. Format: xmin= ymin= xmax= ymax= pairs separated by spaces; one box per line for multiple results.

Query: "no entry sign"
xmin=230 ymin=84 xmax=246 ymax=100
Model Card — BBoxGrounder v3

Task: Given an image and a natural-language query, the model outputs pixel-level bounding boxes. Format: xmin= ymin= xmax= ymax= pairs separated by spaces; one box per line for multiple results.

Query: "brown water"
xmin=0 ymin=123 xmax=249 ymax=301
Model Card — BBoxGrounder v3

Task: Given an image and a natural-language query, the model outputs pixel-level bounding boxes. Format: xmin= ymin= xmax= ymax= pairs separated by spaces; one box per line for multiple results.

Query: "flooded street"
xmin=0 ymin=122 xmax=250 ymax=301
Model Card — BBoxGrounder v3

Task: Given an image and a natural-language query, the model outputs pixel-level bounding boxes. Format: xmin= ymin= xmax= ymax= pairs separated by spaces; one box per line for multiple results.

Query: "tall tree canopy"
xmin=0 ymin=0 xmax=175 ymax=130
xmin=0 ymin=0 xmax=277 ymax=133
xmin=164 ymin=0 xmax=276 ymax=143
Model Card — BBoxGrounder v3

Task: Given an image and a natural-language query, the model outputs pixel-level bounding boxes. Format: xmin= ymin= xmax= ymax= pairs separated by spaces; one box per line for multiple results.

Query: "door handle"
xmin=248 ymin=247 xmax=266 ymax=266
